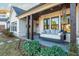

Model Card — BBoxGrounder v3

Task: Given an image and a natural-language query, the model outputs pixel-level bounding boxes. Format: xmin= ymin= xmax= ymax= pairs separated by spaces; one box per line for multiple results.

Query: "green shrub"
xmin=38 ymin=47 xmax=54 ymax=56
xmin=3 ymin=29 xmax=14 ymax=37
xmin=22 ymin=40 xmax=68 ymax=56
xmin=68 ymin=44 xmax=78 ymax=56
xmin=51 ymin=46 xmax=68 ymax=56
xmin=22 ymin=40 xmax=40 ymax=56
xmin=38 ymin=46 xmax=68 ymax=56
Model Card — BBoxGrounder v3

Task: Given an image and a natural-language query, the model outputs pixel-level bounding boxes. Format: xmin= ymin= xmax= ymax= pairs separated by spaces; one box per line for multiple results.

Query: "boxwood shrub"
xmin=22 ymin=40 xmax=68 ymax=56
xmin=38 ymin=47 xmax=55 ymax=56
xmin=38 ymin=46 xmax=68 ymax=56
xmin=22 ymin=40 xmax=40 ymax=56
xmin=51 ymin=46 xmax=68 ymax=56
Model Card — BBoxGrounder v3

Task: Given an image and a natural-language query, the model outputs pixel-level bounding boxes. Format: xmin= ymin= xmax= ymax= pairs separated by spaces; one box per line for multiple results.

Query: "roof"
xmin=12 ymin=6 xmax=25 ymax=16
xmin=17 ymin=3 xmax=44 ymax=16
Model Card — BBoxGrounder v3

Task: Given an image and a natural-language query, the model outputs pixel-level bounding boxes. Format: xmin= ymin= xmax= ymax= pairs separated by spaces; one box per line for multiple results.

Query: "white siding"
xmin=10 ymin=8 xmax=27 ymax=37
xmin=10 ymin=8 xmax=19 ymax=36
xmin=39 ymin=18 xmax=43 ymax=34
xmin=19 ymin=19 xmax=27 ymax=36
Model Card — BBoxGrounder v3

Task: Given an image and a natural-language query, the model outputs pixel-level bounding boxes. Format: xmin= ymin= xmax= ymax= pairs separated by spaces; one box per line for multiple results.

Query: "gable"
xmin=12 ymin=6 xmax=25 ymax=16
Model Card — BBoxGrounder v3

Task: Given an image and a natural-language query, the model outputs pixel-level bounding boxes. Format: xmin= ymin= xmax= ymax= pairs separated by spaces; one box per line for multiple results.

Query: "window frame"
xmin=11 ymin=22 xmax=17 ymax=32
xmin=51 ymin=16 xmax=59 ymax=30
xmin=43 ymin=18 xmax=50 ymax=30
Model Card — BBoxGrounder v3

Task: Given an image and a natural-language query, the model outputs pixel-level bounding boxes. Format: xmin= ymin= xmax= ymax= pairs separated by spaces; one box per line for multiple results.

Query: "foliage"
xmin=22 ymin=40 xmax=40 ymax=56
xmin=22 ymin=40 xmax=68 ymax=56
xmin=51 ymin=46 xmax=68 ymax=56
xmin=3 ymin=29 xmax=14 ymax=37
xmin=38 ymin=47 xmax=54 ymax=56
xmin=0 ymin=40 xmax=21 ymax=56
xmin=68 ymin=44 xmax=78 ymax=56
xmin=38 ymin=46 xmax=68 ymax=56
xmin=51 ymin=21 xmax=56 ymax=25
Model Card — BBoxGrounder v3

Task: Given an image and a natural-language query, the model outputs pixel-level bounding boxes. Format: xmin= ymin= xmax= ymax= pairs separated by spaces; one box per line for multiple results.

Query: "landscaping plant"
xmin=22 ymin=40 xmax=68 ymax=56
xmin=22 ymin=40 xmax=40 ymax=56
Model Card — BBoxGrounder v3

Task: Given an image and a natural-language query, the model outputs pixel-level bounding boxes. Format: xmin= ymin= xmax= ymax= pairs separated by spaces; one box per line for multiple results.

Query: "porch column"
xmin=70 ymin=3 xmax=77 ymax=55
xmin=50 ymin=18 xmax=51 ymax=30
xmin=27 ymin=16 xmax=30 ymax=39
xmin=30 ymin=15 xmax=34 ymax=40
xmin=59 ymin=15 xmax=61 ymax=31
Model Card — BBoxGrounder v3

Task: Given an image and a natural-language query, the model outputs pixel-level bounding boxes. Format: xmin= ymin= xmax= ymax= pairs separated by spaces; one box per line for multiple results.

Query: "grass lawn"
xmin=0 ymin=35 xmax=17 ymax=42
xmin=0 ymin=35 xmax=7 ymax=42
xmin=0 ymin=35 xmax=23 ymax=56
xmin=0 ymin=40 xmax=22 ymax=56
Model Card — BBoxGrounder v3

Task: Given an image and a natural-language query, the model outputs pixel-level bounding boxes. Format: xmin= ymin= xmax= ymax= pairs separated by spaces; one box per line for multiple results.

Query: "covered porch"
xmin=25 ymin=3 xmax=71 ymax=42
xmin=18 ymin=3 xmax=78 ymax=53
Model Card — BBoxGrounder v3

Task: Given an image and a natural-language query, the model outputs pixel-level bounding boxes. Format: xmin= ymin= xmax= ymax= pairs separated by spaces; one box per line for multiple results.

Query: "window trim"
xmin=11 ymin=21 xmax=17 ymax=32
xmin=51 ymin=16 xmax=59 ymax=30
xmin=43 ymin=18 xmax=50 ymax=30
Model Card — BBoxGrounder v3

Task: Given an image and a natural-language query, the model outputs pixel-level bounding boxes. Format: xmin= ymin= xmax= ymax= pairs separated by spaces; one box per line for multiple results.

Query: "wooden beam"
xmin=27 ymin=16 xmax=30 ymax=39
xmin=70 ymin=3 xmax=77 ymax=55
xmin=30 ymin=15 xmax=34 ymax=40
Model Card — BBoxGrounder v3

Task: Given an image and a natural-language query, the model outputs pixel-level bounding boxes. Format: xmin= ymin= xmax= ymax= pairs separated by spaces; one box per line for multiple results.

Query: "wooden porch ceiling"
xmin=33 ymin=3 xmax=70 ymax=20
xmin=17 ymin=3 xmax=61 ymax=19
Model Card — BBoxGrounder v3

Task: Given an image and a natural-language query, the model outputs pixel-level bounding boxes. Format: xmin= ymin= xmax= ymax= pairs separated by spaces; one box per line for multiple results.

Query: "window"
xmin=51 ymin=17 xmax=59 ymax=30
xmin=11 ymin=22 xmax=17 ymax=32
xmin=44 ymin=18 xmax=50 ymax=30
xmin=61 ymin=15 xmax=70 ymax=33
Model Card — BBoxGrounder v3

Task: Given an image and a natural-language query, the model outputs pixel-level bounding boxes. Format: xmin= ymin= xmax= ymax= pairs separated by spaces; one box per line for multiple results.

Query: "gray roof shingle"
xmin=12 ymin=6 xmax=25 ymax=16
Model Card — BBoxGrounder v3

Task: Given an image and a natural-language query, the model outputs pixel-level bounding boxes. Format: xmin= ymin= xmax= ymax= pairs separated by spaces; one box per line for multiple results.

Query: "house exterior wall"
xmin=10 ymin=9 xmax=19 ymax=36
xmin=33 ymin=20 xmax=40 ymax=34
xmin=38 ymin=6 xmax=79 ymax=35
xmin=38 ymin=8 xmax=70 ymax=34
xmin=19 ymin=19 xmax=27 ymax=37
xmin=10 ymin=7 xmax=27 ymax=37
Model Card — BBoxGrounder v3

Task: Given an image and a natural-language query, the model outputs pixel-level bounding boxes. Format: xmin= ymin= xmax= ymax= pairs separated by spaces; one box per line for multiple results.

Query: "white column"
xmin=17 ymin=19 xmax=20 ymax=37
xmin=50 ymin=18 xmax=51 ymax=30
xmin=76 ymin=4 xmax=79 ymax=36
xmin=26 ymin=17 xmax=28 ymax=34
xmin=59 ymin=15 xmax=61 ymax=31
